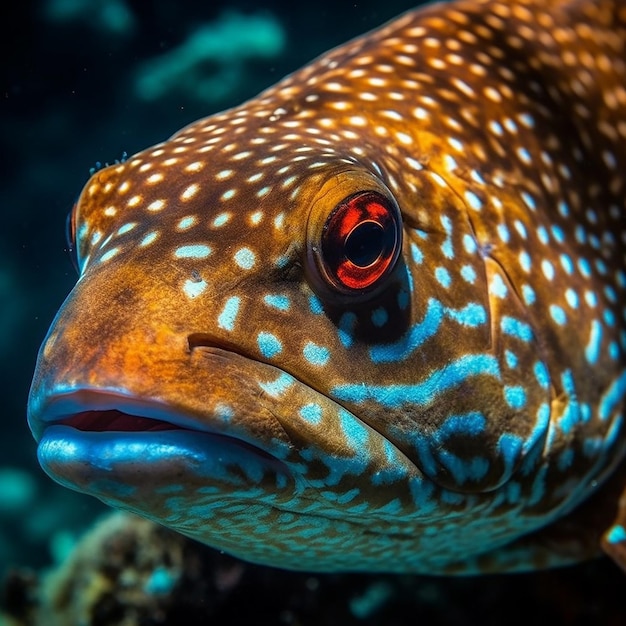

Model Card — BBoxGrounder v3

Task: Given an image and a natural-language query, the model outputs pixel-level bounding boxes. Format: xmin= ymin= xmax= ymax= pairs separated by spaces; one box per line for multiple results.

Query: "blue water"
xmin=1 ymin=1 xmax=625 ymax=624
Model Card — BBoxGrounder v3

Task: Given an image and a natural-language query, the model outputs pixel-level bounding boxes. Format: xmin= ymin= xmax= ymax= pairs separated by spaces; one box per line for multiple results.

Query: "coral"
xmin=134 ymin=11 xmax=286 ymax=103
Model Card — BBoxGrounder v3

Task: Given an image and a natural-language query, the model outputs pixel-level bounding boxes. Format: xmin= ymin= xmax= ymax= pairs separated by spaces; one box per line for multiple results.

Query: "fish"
xmin=27 ymin=0 xmax=626 ymax=574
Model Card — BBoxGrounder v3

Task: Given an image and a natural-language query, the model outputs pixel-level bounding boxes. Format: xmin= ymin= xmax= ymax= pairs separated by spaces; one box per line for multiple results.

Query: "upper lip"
xmin=28 ymin=389 xmax=217 ymax=441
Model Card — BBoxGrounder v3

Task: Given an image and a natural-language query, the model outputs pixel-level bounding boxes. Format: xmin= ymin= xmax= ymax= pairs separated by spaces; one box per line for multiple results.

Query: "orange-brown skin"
xmin=28 ymin=0 xmax=626 ymax=573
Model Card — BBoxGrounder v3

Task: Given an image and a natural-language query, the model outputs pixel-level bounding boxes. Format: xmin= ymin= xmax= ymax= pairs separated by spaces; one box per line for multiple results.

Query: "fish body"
xmin=28 ymin=0 xmax=626 ymax=573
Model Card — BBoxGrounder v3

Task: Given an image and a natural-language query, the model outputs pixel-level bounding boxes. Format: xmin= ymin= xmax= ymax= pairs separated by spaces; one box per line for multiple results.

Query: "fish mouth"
xmin=31 ymin=388 xmax=295 ymax=502
xmin=57 ymin=409 xmax=184 ymax=432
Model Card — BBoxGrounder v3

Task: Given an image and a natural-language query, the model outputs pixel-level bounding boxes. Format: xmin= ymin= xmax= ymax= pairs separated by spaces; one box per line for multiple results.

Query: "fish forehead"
xmin=30 ymin=0 xmax=626 ymax=573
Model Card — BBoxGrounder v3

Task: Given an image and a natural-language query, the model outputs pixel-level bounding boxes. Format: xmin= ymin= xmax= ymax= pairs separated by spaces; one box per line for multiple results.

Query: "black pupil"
xmin=344 ymin=221 xmax=387 ymax=267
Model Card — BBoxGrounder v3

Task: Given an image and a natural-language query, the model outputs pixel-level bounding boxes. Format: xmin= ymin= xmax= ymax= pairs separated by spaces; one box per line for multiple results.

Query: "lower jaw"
xmin=37 ymin=424 xmax=294 ymax=500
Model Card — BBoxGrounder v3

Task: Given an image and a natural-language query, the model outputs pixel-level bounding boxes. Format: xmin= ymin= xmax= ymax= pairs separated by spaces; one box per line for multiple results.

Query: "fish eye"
xmin=308 ymin=186 xmax=403 ymax=300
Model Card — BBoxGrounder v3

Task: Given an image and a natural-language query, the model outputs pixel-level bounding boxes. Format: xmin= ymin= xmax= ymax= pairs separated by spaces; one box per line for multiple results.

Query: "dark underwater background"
xmin=1 ymin=0 xmax=625 ymax=624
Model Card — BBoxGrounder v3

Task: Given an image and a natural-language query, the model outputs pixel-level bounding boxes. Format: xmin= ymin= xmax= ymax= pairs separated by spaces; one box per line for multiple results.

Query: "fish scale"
xmin=27 ymin=0 xmax=626 ymax=573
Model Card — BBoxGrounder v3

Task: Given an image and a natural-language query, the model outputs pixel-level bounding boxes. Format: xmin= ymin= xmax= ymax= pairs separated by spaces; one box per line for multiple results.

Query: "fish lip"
xmin=29 ymin=389 xmax=287 ymax=463
xmin=28 ymin=389 xmax=221 ymax=441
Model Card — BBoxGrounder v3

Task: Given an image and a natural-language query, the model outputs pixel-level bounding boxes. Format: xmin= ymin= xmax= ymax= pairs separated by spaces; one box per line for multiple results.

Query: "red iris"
xmin=321 ymin=190 xmax=401 ymax=293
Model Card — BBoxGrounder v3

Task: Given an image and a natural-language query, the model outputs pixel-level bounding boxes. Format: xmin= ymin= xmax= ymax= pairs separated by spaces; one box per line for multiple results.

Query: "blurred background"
xmin=1 ymin=1 xmax=625 ymax=624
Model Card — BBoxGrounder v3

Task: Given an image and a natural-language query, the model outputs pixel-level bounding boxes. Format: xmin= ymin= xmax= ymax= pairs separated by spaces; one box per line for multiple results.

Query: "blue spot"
xmin=183 ymin=278 xmax=207 ymax=298
xmin=441 ymin=239 xmax=453 ymax=259
xmin=410 ymin=242 xmax=423 ymax=264
xmin=565 ymin=289 xmax=579 ymax=308
xmin=599 ymin=371 xmax=626 ymax=421
xmin=549 ymin=304 xmax=566 ymax=325
xmin=521 ymin=191 xmax=536 ymax=211
xmin=339 ymin=409 xmax=369 ymax=451
xmin=461 ymin=265 xmax=476 ymax=283
xmin=514 ymin=220 xmax=527 ymax=238
xmin=303 ymin=342 xmax=330 ymax=366
xmin=309 ymin=294 xmax=324 ymax=314
xmin=438 ymin=452 xmax=489 ymax=485
xmin=575 ymin=225 xmax=586 ymax=244
xmin=117 ymin=222 xmax=136 ymax=235
xmin=446 ymin=302 xmax=486 ymax=326
xmin=519 ymin=251 xmax=531 ymax=272
xmin=578 ymin=258 xmax=591 ymax=278
xmin=504 ymin=386 xmax=526 ymax=409
xmin=557 ymin=448 xmax=574 ymax=471
xmin=596 ymin=259 xmax=607 ymax=275
xmin=218 ymin=296 xmax=240 ymax=331
xmin=435 ymin=266 xmax=451 ymax=288
xmin=463 ymin=234 xmax=477 ymax=254
xmin=534 ymin=361 xmax=549 ymax=388
xmin=607 ymin=525 xmax=626 ymax=544
xmin=505 ymin=350 xmax=518 ymax=368
xmin=498 ymin=433 xmax=523 ymax=477
xmin=259 ymin=372 xmax=294 ymax=397
xmin=497 ymin=224 xmax=510 ymax=243
xmin=213 ymin=213 xmax=230 ymax=227
xmin=560 ymin=254 xmax=574 ymax=274
xmin=536 ymin=226 xmax=548 ymax=244
xmin=581 ymin=403 xmax=591 ymax=423
xmin=557 ymin=200 xmax=569 ymax=217
xmin=176 ymin=217 xmax=195 ymax=230
xmin=585 ymin=291 xmax=598 ymax=307
xmin=174 ymin=244 xmax=211 ymax=259
xmin=333 ymin=354 xmax=500 ymax=407
xmin=517 ymin=147 xmax=531 ymax=163
xmin=338 ymin=312 xmax=356 ymax=348
xmin=501 ymin=316 xmax=533 ymax=342
xmin=140 ymin=232 xmax=158 ymax=247
xmin=439 ymin=412 xmax=486 ymax=437
xmin=215 ymin=404 xmax=233 ymax=420
xmin=490 ymin=273 xmax=507 ymax=298
xmin=100 ymin=248 xmax=120 ymax=262
xmin=257 ymin=332 xmax=282 ymax=358
xmin=464 ymin=190 xmax=483 ymax=210
xmin=263 ymin=294 xmax=291 ymax=311
xmin=397 ymin=282 xmax=410 ymax=310
xmin=519 ymin=112 xmax=535 ymax=127
xmin=489 ymin=120 xmax=503 ymax=135
xmin=609 ymin=341 xmax=619 ymax=359
xmin=440 ymin=216 xmax=453 ymax=256
xmin=604 ymin=309 xmax=616 ymax=326
xmin=299 ymin=404 xmax=323 ymax=425
xmin=551 ymin=225 xmax=565 ymax=243
xmin=371 ymin=307 xmax=388 ymax=327
xmin=605 ymin=285 xmax=617 ymax=303
xmin=522 ymin=284 xmax=535 ymax=305
xmin=585 ymin=320 xmax=602 ymax=364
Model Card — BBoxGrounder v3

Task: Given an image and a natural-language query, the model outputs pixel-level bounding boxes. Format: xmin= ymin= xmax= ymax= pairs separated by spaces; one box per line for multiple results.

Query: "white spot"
xmin=541 ymin=259 xmax=555 ymax=280
xmin=234 ymin=247 xmax=256 ymax=269
xmin=147 ymin=199 xmax=165 ymax=212
xmin=183 ymin=278 xmax=207 ymax=298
